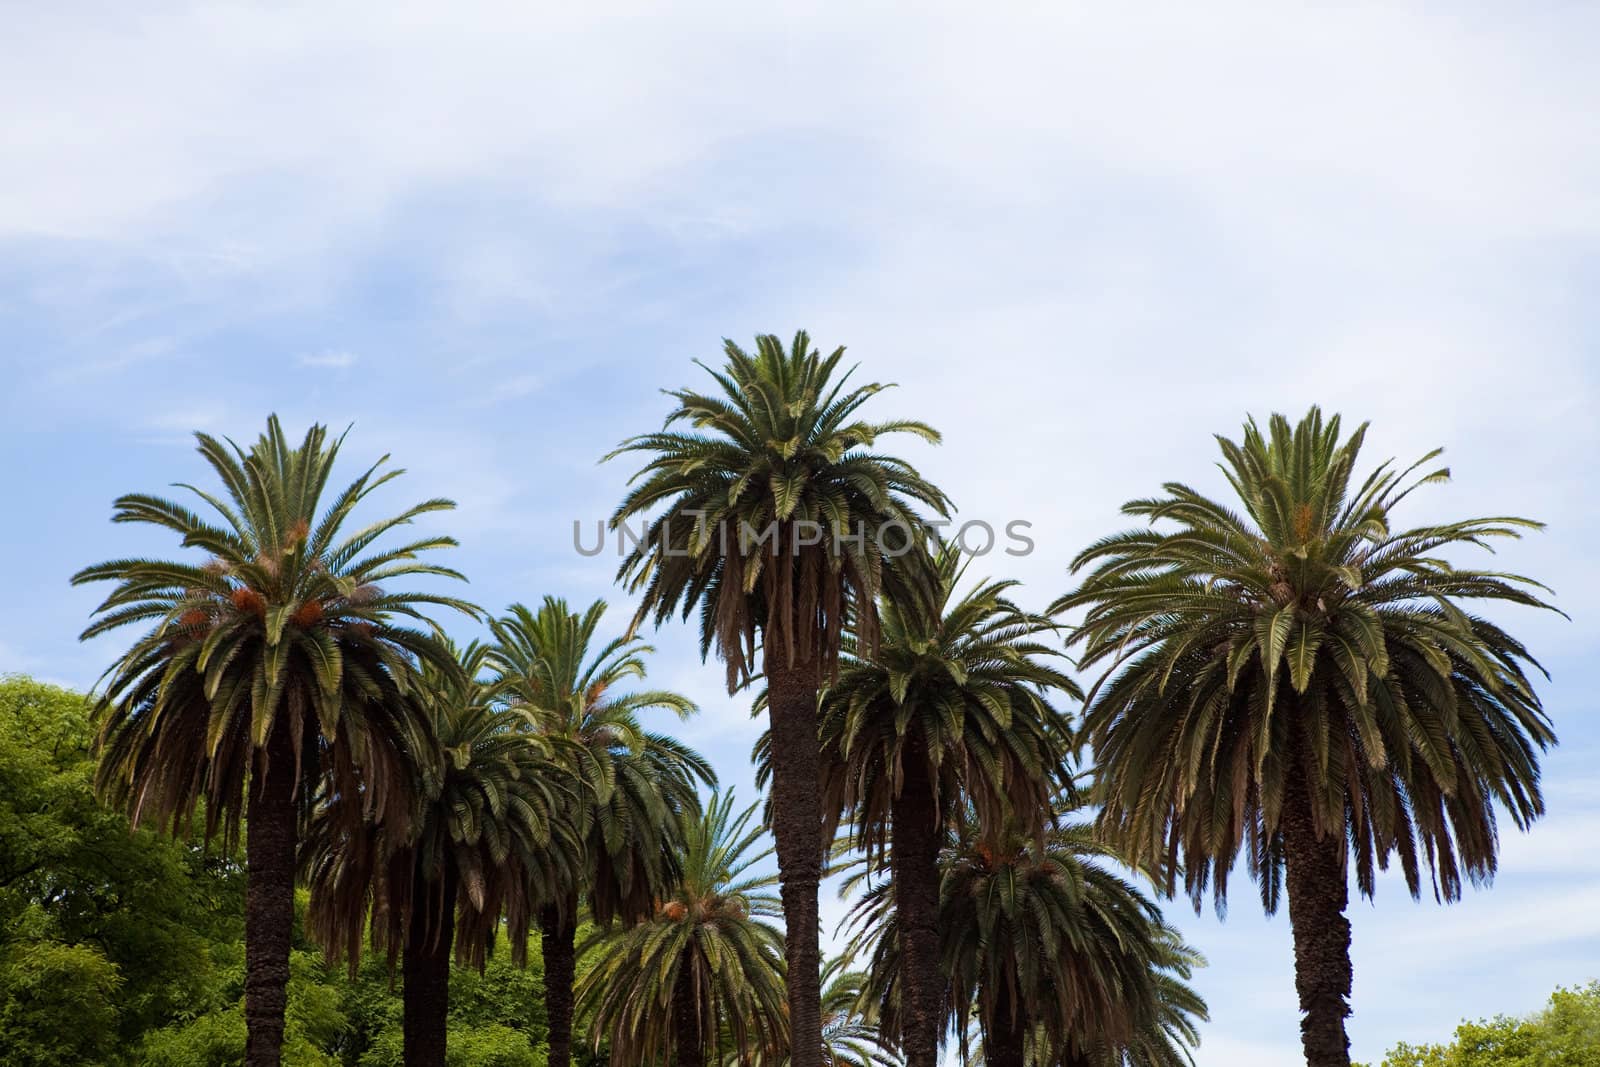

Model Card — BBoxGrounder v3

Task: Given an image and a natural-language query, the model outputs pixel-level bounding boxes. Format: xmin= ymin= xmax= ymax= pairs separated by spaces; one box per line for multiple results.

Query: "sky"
xmin=2 ymin=3 xmax=1598 ymax=1063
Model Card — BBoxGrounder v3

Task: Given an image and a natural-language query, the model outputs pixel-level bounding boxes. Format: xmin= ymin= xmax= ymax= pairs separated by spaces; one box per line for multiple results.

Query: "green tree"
xmin=488 ymin=597 xmax=712 ymax=1067
xmin=0 ymin=675 xmax=248 ymax=1065
xmin=74 ymin=417 xmax=472 ymax=1066
xmin=607 ymin=332 xmax=948 ymax=1067
xmin=844 ymin=807 xmax=1207 ymax=1067
xmin=303 ymin=643 xmax=574 ymax=1067
xmin=1365 ymin=981 xmax=1600 ymax=1067
xmin=0 ymin=939 xmax=123 ymax=1067
xmin=1054 ymin=408 xmax=1558 ymax=1067
xmin=808 ymin=544 xmax=1078 ymax=1067
xmin=578 ymin=791 xmax=788 ymax=1066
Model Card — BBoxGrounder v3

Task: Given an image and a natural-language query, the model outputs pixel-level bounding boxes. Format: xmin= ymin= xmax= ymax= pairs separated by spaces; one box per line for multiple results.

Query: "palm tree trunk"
xmin=1282 ymin=770 xmax=1353 ymax=1067
xmin=672 ymin=963 xmax=705 ymax=1067
xmin=244 ymin=725 xmax=298 ymax=1067
xmin=891 ymin=735 xmax=943 ymax=1067
xmin=986 ymin=978 xmax=1028 ymax=1067
xmin=765 ymin=652 xmax=825 ymax=1067
xmin=403 ymin=867 xmax=458 ymax=1067
xmin=540 ymin=898 xmax=579 ymax=1067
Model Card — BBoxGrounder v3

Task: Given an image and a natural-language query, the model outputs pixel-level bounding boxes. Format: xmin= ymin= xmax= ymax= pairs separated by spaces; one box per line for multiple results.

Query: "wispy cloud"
xmin=298 ymin=349 xmax=357 ymax=369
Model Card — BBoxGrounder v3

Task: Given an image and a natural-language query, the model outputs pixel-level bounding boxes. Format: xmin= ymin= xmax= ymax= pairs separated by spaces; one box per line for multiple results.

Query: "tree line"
xmin=15 ymin=332 xmax=1564 ymax=1067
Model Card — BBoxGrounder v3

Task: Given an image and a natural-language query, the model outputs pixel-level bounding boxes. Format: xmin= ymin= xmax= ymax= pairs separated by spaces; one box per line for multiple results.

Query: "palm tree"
xmin=607 ymin=332 xmax=948 ymax=1066
xmin=487 ymin=597 xmax=713 ymax=1067
xmin=301 ymin=642 xmax=578 ymax=1067
xmin=1052 ymin=408 xmax=1558 ymax=1067
xmin=843 ymin=807 xmax=1207 ymax=1067
xmin=75 ymin=416 xmax=471 ymax=1066
xmin=811 ymin=544 xmax=1079 ymax=1067
xmin=578 ymin=791 xmax=788 ymax=1067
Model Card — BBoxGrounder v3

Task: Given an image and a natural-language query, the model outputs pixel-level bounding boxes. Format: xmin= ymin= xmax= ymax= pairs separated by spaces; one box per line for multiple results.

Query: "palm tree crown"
xmin=818 ymin=544 xmax=1080 ymax=861
xmin=1055 ymin=407 xmax=1557 ymax=908
xmin=487 ymin=597 xmax=711 ymax=924
xmin=607 ymin=331 xmax=949 ymax=689
xmin=578 ymin=791 xmax=789 ymax=1066
xmin=302 ymin=641 xmax=576 ymax=1065
xmin=78 ymin=416 xmax=470 ymax=842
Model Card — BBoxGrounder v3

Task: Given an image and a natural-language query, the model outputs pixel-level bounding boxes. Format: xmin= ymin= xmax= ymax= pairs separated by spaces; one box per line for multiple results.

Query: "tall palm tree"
xmin=843 ymin=807 xmax=1207 ymax=1067
xmin=1052 ymin=408 xmax=1558 ymax=1067
xmin=812 ymin=544 xmax=1079 ymax=1067
xmin=578 ymin=791 xmax=788 ymax=1067
xmin=74 ymin=416 xmax=471 ymax=1066
xmin=301 ymin=642 xmax=578 ymax=1067
xmin=607 ymin=332 xmax=948 ymax=1066
xmin=487 ymin=597 xmax=713 ymax=1067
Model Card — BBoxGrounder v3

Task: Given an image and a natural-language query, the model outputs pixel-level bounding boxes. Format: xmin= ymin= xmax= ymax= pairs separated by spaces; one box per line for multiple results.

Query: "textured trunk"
xmin=244 ymin=725 xmax=298 ymax=1067
xmin=1282 ymin=771 xmax=1353 ymax=1067
xmin=765 ymin=652 xmax=825 ymax=1067
xmin=403 ymin=868 xmax=457 ymax=1067
xmin=891 ymin=735 xmax=942 ymax=1067
xmin=540 ymin=899 xmax=579 ymax=1067
xmin=672 ymin=962 xmax=705 ymax=1067
xmin=985 ymin=978 xmax=1027 ymax=1067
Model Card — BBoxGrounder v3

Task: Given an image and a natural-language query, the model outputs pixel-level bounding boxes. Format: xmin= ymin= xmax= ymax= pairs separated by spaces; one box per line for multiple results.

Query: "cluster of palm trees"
xmin=76 ymin=335 xmax=1558 ymax=1067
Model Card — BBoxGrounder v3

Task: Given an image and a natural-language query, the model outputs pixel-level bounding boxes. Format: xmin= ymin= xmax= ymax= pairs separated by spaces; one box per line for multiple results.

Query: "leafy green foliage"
xmin=1361 ymin=982 xmax=1600 ymax=1066
xmin=0 ymin=939 xmax=124 ymax=1067
xmin=0 ymin=676 xmax=246 ymax=1064
xmin=0 ymin=675 xmax=552 ymax=1066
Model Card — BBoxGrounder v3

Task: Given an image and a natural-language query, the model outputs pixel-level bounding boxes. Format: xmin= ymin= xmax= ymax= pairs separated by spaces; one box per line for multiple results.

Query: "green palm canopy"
xmin=606 ymin=331 xmax=948 ymax=689
xmin=578 ymin=791 xmax=788 ymax=1067
xmin=74 ymin=416 xmax=473 ymax=1066
xmin=1052 ymin=407 xmax=1559 ymax=1067
xmin=819 ymin=544 xmax=1079 ymax=860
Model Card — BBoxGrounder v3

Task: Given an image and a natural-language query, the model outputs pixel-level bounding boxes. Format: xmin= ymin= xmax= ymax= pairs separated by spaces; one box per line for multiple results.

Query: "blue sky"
xmin=2 ymin=4 xmax=1598 ymax=1063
